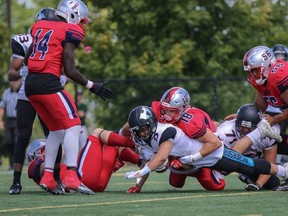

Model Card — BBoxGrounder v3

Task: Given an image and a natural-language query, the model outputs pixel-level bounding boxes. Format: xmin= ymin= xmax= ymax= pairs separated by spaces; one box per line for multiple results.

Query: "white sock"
xmin=246 ymin=128 xmax=261 ymax=144
xmin=44 ymin=130 xmax=64 ymax=170
xmin=276 ymin=165 xmax=286 ymax=178
xmin=63 ymin=125 xmax=81 ymax=167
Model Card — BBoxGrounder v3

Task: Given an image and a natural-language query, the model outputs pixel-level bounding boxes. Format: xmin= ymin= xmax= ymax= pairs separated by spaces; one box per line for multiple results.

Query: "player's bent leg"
xmin=169 ymin=172 xmax=187 ymax=188
xmin=78 ymin=135 xmax=103 ymax=192
xmin=93 ymin=145 xmax=118 ymax=192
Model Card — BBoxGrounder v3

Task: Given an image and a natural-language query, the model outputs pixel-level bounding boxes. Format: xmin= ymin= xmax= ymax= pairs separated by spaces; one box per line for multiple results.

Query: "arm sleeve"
xmin=11 ymin=39 xmax=25 ymax=58
xmin=159 ymin=127 xmax=177 ymax=145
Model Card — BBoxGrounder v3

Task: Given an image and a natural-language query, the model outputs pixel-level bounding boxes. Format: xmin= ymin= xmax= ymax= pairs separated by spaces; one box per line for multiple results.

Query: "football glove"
xmin=244 ymin=183 xmax=262 ymax=191
xmin=89 ymin=81 xmax=113 ymax=101
xmin=124 ymin=171 xmax=139 ymax=180
xmin=127 ymin=186 xmax=141 ymax=193
xmin=169 ymin=159 xmax=183 ymax=169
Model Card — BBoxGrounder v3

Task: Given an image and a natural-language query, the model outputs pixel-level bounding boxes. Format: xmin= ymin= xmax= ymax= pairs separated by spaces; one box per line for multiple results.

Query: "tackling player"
xmin=124 ymin=106 xmax=288 ymax=186
xmin=122 ymin=87 xmax=226 ymax=192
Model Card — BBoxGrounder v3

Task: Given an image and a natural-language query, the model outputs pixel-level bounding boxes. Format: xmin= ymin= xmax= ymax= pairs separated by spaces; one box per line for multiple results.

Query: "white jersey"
xmin=216 ymin=119 xmax=279 ymax=157
xmin=135 ymin=122 xmax=224 ymax=168
xmin=11 ymin=34 xmax=67 ymax=101
xmin=11 ymin=34 xmax=32 ymax=100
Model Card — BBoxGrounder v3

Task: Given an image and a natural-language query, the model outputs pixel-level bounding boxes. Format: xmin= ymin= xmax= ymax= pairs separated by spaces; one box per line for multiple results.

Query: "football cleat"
xmin=284 ymin=162 xmax=288 ymax=179
xmin=272 ymin=184 xmax=288 ymax=191
xmin=62 ymin=170 xmax=94 ymax=195
xmin=49 ymin=182 xmax=66 ymax=195
xmin=9 ymin=182 xmax=22 ymax=195
xmin=74 ymin=183 xmax=94 ymax=195
xmin=257 ymin=119 xmax=282 ymax=143
xmin=39 ymin=171 xmax=57 ymax=191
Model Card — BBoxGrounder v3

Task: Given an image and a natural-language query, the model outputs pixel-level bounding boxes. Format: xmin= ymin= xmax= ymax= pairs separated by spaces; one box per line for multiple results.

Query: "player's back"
xmin=177 ymin=107 xmax=216 ymax=138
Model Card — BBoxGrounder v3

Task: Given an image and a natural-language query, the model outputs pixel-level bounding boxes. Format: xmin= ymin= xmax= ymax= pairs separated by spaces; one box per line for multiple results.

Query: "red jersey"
xmin=151 ymin=101 xmax=216 ymax=139
xmin=249 ymin=59 xmax=288 ymax=111
xmin=28 ymin=20 xmax=84 ymax=78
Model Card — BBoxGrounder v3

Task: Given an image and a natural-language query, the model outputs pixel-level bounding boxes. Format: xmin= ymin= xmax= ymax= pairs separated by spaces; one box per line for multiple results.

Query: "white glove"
xmin=124 ymin=171 xmax=139 ymax=180
xmin=19 ymin=65 xmax=28 ymax=77
xmin=179 ymin=152 xmax=203 ymax=164
xmin=179 ymin=155 xmax=193 ymax=164
xmin=60 ymin=75 xmax=68 ymax=86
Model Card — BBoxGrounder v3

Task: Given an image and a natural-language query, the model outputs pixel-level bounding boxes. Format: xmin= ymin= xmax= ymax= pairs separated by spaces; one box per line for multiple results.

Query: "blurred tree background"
xmin=0 ymin=0 xmax=288 ymax=136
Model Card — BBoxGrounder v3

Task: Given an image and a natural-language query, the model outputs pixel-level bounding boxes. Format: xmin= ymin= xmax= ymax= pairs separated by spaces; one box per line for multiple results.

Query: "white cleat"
xmin=75 ymin=183 xmax=95 ymax=195
xmin=284 ymin=162 xmax=288 ymax=179
xmin=257 ymin=119 xmax=282 ymax=143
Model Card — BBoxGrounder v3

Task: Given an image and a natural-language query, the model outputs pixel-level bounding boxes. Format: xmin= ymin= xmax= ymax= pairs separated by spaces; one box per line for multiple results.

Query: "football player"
xmin=27 ymin=129 xmax=139 ymax=194
xmin=124 ymin=106 xmax=288 ymax=187
xmin=25 ymin=0 xmax=112 ymax=194
xmin=217 ymin=104 xmax=281 ymax=190
xmin=8 ymin=7 xmax=62 ymax=195
xmin=243 ymin=46 xmax=288 ymax=127
xmin=121 ymin=87 xmax=227 ymax=192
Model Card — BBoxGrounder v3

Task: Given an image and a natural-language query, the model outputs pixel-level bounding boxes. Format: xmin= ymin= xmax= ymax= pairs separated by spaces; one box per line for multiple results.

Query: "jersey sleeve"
xmin=28 ymin=158 xmax=45 ymax=185
xmin=273 ymin=61 xmax=288 ymax=93
xmin=159 ymin=127 xmax=177 ymax=144
xmin=11 ymin=39 xmax=25 ymax=58
xmin=179 ymin=114 xmax=207 ymax=139
xmin=64 ymin=24 xmax=85 ymax=47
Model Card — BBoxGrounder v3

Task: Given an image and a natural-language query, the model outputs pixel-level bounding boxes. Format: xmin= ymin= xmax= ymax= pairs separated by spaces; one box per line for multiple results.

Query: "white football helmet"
xmin=159 ymin=87 xmax=191 ymax=123
xmin=26 ymin=139 xmax=46 ymax=162
xmin=243 ymin=46 xmax=276 ymax=85
xmin=55 ymin=0 xmax=89 ymax=25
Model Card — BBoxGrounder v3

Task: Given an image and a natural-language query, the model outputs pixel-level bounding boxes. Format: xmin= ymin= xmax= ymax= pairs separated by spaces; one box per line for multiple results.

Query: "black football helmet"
xmin=128 ymin=106 xmax=157 ymax=145
xmin=271 ymin=44 xmax=288 ymax=61
xmin=235 ymin=104 xmax=262 ymax=138
xmin=35 ymin=7 xmax=59 ymax=22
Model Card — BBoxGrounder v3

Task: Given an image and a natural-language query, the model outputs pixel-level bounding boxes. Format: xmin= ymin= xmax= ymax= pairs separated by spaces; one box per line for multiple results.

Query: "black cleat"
xmin=9 ymin=183 xmax=22 ymax=195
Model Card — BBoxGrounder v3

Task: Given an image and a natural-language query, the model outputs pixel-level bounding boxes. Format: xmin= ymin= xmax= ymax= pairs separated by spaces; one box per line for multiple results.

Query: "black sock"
xmin=54 ymin=168 xmax=60 ymax=181
xmin=13 ymin=172 xmax=21 ymax=184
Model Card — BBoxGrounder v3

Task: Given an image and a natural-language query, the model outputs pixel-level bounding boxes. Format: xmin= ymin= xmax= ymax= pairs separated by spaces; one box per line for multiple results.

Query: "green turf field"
xmin=0 ymin=165 xmax=287 ymax=216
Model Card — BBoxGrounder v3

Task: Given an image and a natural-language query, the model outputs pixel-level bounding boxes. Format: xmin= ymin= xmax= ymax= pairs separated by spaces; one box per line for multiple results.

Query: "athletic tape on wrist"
xmin=138 ymin=165 xmax=151 ymax=176
xmin=192 ymin=152 xmax=203 ymax=162
xmin=85 ymin=80 xmax=93 ymax=89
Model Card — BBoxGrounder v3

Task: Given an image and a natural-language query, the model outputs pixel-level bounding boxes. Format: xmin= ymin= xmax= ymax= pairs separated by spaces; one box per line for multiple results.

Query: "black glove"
xmin=244 ymin=183 xmax=263 ymax=191
xmin=89 ymin=81 xmax=113 ymax=101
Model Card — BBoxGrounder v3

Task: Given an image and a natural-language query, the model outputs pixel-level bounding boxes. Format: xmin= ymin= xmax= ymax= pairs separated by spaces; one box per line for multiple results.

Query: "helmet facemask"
xmin=130 ymin=123 xmax=156 ymax=146
xmin=160 ymin=103 xmax=186 ymax=123
xmin=235 ymin=104 xmax=262 ymax=139
xmin=128 ymin=106 xmax=157 ymax=146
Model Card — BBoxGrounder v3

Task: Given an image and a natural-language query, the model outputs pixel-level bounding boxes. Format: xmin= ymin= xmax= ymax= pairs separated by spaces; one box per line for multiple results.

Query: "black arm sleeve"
xmin=11 ymin=39 xmax=25 ymax=57
xmin=159 ymin=127 xmax=177 ymax=145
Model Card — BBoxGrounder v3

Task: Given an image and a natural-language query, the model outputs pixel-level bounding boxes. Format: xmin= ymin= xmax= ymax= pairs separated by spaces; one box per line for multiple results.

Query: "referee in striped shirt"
xmin=0 ymin=79 xmax=21 ymax=169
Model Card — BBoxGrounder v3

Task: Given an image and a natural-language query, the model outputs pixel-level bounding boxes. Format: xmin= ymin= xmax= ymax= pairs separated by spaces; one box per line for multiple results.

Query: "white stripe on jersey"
xmin=77 ymin=139 xmax=91 ymax=177
xmin=57 ymin=92 xmax=75 ymax=119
